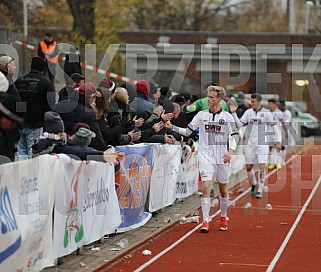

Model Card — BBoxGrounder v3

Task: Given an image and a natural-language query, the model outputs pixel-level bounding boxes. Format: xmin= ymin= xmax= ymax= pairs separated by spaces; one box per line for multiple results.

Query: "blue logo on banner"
xmin=0 ymin=186 xmax=22 ymax=264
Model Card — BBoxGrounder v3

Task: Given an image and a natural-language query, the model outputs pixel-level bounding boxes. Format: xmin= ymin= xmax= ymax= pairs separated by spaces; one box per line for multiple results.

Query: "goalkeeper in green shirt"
xmin=186 ymin=96 xmax=229 ymax=113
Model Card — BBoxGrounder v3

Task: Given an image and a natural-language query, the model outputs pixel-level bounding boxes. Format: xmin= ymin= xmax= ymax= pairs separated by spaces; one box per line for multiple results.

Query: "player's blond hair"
xmin=207 ymin=85 xmax=226 ymax=98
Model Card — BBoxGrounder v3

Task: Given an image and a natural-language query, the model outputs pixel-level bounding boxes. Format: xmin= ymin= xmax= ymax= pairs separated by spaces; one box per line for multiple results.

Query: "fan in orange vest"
xmin=37 ymin=32 xmax=59 ymax=84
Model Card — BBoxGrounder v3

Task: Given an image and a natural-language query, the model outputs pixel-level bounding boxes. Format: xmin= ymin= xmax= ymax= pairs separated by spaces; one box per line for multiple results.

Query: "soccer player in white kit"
xmin=278 ymin=98 xmax=292 ymax=165
xmin=166 ymin=85 xmax=239 ymax=232
xmin=267 ymin=98 xmax=285 ymax=170
xmin=229 ymin=93 xmax=281 ymax=199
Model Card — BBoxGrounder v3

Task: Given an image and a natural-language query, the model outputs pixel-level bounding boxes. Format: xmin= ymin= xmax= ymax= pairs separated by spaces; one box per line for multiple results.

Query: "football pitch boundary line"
xmin=133 ymin=154 xmax=300 ymax=272
xmin=266 ymin=157 xmax=321 ymax=271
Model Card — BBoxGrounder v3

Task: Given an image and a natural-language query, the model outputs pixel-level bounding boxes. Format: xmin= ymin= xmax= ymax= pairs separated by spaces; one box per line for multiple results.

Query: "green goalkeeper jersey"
xmin=186 ymin=97 xmax=229 ymax=112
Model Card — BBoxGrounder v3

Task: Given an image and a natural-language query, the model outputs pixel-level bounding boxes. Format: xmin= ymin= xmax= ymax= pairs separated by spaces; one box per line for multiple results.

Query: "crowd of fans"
xmin=0 ymin=53 xmax=205 ymax=165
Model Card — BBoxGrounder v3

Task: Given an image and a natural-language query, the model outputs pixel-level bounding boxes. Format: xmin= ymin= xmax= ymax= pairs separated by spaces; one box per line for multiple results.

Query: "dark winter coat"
xmin=53 ymin=92 xmax=107 ymax=150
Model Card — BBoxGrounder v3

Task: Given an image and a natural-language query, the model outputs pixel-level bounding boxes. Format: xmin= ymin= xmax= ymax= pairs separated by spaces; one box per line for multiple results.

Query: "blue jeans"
xmin=18 ymin=127 xmax=43 ymax=160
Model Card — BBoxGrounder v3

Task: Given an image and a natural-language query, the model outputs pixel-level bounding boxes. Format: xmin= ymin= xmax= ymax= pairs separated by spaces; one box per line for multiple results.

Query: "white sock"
xmin=276 ymin=150 xmax=282 ymax=165
xmin=201 ymin=198 xmax=211 ymax=222
xmin=271 ymin=148 xmax=277 ymax=165
xmin=220 ymin=196 xmax=228 ymax=218
xmin=281 ymin=149 xmax=287 ymax=164
xmin=247 ymin=169 xmax=257 ymax=186
xmin=257 ymin=169 xmax=266 ymax=193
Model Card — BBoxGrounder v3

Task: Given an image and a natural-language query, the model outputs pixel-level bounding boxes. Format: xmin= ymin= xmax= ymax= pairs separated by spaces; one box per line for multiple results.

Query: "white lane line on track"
xmin=266 ymin=168 xmax=321 ymax=271
xmin=133 ymin=154 xmax=299 ymax=272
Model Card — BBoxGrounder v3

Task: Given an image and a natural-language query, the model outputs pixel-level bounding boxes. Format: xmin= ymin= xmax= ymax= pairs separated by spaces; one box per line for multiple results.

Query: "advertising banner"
xmin=53 ymin=155 xmax=121 ymax=258
xmin=115 ymin=145 xmax=153 ymax=232
xmin=0 ymin=155 xmax=57 ymax=271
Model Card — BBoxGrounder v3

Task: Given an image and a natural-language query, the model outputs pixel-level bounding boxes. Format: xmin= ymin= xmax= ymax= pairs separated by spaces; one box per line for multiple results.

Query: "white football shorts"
xmin=244 ymin=144 xmax=269 ymax=164
xmin=199 ymin=162 xmax=231 ymax=184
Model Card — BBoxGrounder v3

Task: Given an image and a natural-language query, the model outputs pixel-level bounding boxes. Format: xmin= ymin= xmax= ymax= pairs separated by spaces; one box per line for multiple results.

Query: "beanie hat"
xmin=44 ymin=111 xmax=64 ymax=134
xmin=0 ymin=94 xmax=24 ymax=123
xmin=237 ymin=91 xmax=245 ymax=100
xmin=99 ymin=78 xmax=116 ymax=93
xmin=0 ymin=71 xmax=9 ymax=93
xmin=31 ymin=57 xmax=45 ymax=71
xmin=75 ymin=83 xmax=98 ymax=97
xmin=136 ymin=80 xmax=150 ymax=98
xmin=148 ymin=80 xmax=158 ymax=95
xmin=71 ymin=127 xmax=96 ymax=148
xmin=163 ymin=99 xmax=174 ymax=113
xmin=0 ymin=56 xmax=13 ymax=72
xmin=227 ymin=97 xmax=238 ymax=107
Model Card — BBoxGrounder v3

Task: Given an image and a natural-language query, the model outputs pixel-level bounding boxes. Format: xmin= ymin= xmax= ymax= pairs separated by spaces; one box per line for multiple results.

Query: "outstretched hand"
xmin=229 ymin=103 xmax=237 ymax=113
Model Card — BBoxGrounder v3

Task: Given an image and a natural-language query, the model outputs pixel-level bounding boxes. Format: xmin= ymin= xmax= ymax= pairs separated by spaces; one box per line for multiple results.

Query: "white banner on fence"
xmin=176 ymin=154 xmax=199 ymax=198
xmin=0 ymin=155 xmax=57 ymax=271
xmin=149 ymin=144 xmax=181 ymax=212
xmin=53 ymin=155 xmax=121 ymax=258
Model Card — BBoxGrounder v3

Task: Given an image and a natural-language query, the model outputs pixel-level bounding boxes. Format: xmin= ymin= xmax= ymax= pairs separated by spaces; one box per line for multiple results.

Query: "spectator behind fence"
xmin=64 ymin=46 xmax=82 ymax=84
xmin=0 ymin=56 xmax=22 ymax=157
xmin=32 ymin=111 xmax=122 ymax=164
xmin=93 ymin=87 xmax=141 ymax=146
xmin=148 ymin=80 xmax=160 ymax=105
xmin=71 ymin=127 xmax=96 ymax=149
xmin=53 ymin=83 xmax=107 ymax=151
xmin=15 ymin=57 xmax=56 ymax=160
xmin=0 ymin=56 xmax=20 ymax=98
xmin=235 ymin=91 xmax=249 ymax=118
xmin=158 ymin=87 xmax=172 ymax=106
xmin=0 ymin=86 xmax=25 ymax=164
xmin=130 ymin=80 xmax=155 ymax=120
xmin=58 ymin=73 xmax=85 ymax=102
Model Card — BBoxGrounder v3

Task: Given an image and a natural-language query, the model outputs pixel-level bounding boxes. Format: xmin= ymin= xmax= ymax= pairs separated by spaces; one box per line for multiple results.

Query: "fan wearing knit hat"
xmin=99 ymin=78 xmax=116 ymax=94
xmin=130 ymin=80 xmax=155 ymax=120
xmin=71 ymin=127 xmax=96 ymax=148
xmin=44 ymin=111 xmax=65 ymax=134
xmin=33 ymin=111 xmax=122 ymax=164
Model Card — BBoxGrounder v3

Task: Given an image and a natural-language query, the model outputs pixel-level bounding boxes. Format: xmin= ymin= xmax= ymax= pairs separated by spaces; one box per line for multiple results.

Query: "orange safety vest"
xmin=39 ymin=41 xmax=58 ymax=64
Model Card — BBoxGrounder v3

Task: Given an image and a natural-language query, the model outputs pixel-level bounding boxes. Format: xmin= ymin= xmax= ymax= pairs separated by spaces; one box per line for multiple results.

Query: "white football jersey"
xmin=188 ymin=109 xmax=238 ymax=164
xmin=239 ymin=107 xmax=277 ymax=146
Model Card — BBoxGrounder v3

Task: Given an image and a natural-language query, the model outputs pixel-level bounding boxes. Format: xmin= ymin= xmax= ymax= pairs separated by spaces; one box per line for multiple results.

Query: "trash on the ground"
xmin=110 ymin=247 xmax=122 ymax=251
xmin=179 ymin=216 xmax=187 ymax=224
xmin=117 ymin=238 xmax=129 ymax=249
xmin=163 ymin=216 xmax=171 ymax=223
xmin=211 ymin=198 xmax=219 ymax=207
xmin=191 ymin=210 xmax=199 ymax=216
xmin=91 ymin=247 xmax=100 ymax=251
xmin=80 ymin=262 xmax=86 ymax=267
xmin=180 ymin=216 xmax=199 ymax=224
xmin=142 ymin=249 xmax=152 ymax=255
xmin=266 ymin=204 xmax=272 ymax=210
xmin=263 ymin=186 xmax=269 ymax=192
xmin=244 ymin=202 xmax=252 ymax=209
xmin=238 ymin=188 xmax=245 ymax=193
xmin=280 ymin=222 xmax=287 ymax=225
xmin=256 ymin=225 xmax=262 ymax=228
xmin=172 ymin=213 xmax=182 ymax=217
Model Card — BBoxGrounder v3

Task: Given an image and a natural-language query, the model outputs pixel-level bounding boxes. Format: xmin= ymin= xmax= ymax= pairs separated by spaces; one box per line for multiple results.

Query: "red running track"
xmin=98 ymin=143 xmax=321 ymax=272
